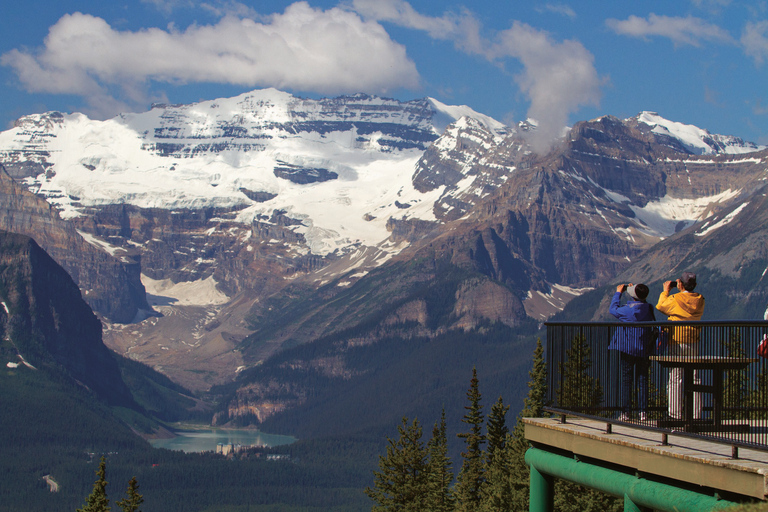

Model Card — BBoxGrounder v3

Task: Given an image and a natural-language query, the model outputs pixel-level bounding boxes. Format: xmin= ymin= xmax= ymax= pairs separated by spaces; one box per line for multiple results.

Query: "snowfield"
xmin=0 ymin=89 xmax=504 ymax=256
xmin=0 ymin=90 xmax=764 ymax=259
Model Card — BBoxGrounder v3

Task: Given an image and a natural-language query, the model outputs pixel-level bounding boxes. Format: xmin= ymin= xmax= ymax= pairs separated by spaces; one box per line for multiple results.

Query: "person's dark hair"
xmin=681 ymin=271 xmax=697 ymax=292
xmin=634 ymin=283 xmax=649 ymax=301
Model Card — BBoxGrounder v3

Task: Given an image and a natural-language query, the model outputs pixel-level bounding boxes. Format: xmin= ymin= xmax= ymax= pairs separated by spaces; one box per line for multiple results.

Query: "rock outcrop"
xmin=0 ymin=230 xmax=134 ymax=405
xmin=0 ymin=166 xmax=150 ymax=323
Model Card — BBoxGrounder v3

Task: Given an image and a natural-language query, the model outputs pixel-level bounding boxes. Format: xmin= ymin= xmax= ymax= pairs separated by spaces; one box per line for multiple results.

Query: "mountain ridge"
xmin=1 ymin=88 xmax=766 ymax=399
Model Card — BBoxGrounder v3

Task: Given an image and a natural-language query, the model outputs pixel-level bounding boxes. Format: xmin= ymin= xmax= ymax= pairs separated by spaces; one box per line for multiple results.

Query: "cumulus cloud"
xmin=0 ymin=2 xmax=419 ymax=119
xmin=353 ymin=0 xmax=602 ymax=153
xmin=351 ymin=0 xmax=485 ymax=54
xmin=742 ymin=20 xmax=768 ymax=64
xmin=606 ymin=13 xmax=734 ymax=47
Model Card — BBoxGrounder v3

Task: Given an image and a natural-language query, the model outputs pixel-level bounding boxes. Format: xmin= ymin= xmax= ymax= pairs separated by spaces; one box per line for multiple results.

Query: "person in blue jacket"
xmin=609 ymin=283 xmax=656 ymax=422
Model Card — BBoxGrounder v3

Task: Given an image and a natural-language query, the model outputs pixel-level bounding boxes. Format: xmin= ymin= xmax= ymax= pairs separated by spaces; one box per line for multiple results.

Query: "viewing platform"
xmin=525 ymin=417 xmax=768 ymax=500
xmin=525 ymin=320 xmax=768 ymax=511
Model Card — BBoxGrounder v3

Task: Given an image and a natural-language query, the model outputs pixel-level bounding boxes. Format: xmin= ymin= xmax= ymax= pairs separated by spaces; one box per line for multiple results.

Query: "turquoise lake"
xmin=149 ymin=429 xmax=296 ymax=453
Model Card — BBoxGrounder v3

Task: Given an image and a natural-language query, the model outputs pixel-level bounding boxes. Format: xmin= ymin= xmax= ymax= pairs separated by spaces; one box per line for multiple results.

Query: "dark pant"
xmin=620 ymin=352 xmax=649 ymax=414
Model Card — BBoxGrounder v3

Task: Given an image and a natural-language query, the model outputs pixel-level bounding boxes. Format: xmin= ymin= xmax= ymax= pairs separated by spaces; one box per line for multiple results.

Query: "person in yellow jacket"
xmin=656 ymin=272 xmax=705 ymax=420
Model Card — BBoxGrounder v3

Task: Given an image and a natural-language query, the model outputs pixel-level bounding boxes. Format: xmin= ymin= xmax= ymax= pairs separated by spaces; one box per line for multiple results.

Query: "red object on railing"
xmin=758 ymin=334 xmax=768 ymax=358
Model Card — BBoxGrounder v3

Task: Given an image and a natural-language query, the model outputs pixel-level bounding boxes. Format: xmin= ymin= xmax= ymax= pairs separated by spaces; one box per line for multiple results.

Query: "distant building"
xmin=216 ymin=443 xmax=235 ymax=456
xmin=216 ymin=442 xmax=268 ymax=457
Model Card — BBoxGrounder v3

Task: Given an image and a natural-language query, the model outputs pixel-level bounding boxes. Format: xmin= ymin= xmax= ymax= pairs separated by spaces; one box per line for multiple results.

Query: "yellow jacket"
xmin=656 ymin=290 xmax=705 ymax=344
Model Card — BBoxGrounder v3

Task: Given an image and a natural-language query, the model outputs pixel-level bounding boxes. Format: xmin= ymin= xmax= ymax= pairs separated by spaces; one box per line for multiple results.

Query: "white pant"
xmin=668 ymin=343 xmax=702 ymax=420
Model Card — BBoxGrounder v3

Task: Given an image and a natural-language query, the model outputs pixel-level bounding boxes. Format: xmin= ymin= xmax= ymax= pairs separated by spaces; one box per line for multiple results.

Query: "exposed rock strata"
xmin=0 ymin=166 xmax=149 ymax=323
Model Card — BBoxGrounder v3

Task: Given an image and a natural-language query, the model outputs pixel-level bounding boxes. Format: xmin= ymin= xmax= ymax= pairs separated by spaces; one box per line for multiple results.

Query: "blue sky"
xmin=1 ymin=0 xmax=767 ymax=146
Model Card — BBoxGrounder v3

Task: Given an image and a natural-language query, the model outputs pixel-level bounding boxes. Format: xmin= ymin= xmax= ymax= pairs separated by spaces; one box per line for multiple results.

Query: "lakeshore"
xmin=149 ymin=426 xmax=296 ymax=453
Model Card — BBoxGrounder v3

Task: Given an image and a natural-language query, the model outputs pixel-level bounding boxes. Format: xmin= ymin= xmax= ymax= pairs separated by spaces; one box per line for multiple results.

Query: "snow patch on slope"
xmin=629 ymin=189 xmax=741 ymax=237
xmin=142 ymin=275 xmax=229 ymax=307
xmin=695 ymin=202 xmax=750 ymax=237
xmin=523 ymin=283 xmax=594 ymax=321
xmin=636 ymin=112 xmax=764 ymax=155
xmin=77 ymin=230 xmax=132 ymax=262
xmin=427 ymin=97 xmax=507 ymax=135
xmin=584 ymin=177 xmax=743 ymax=239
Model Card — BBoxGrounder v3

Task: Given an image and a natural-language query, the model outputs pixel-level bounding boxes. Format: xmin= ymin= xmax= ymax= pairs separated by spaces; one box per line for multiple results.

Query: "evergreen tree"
xmin=366 ymin=417 xmax=429 ymax=512
xmin=485 ymin=396 xmax=509 ymax=463
xmin=508 ymin=338 xmax=621 ymax=512
xmin=77 ymin=456 xmax=110 ymax=512
xmin=553 ymin=479 xmax=623 ymax=512
xmin=116 ymin=476 xmax=143 ymax=512
xmin=722 ymin=330 xmax=748 ymax=419
xmin=508 ymin=337 xmax=547 ymax=512
xmin=556 ymin=334 xmax=603 ymax=413
xmin=647 ymin=380 xmax=668 ymax=420
xmin=520 ymin=338 xmax=548 ymax=420
xmin=425 ymin=410 xmax=454 ymax=512
xmin=480 ymin=396 xmax=512 ymax=512
xmin=454 ymin=367 xmax=485 ymax=512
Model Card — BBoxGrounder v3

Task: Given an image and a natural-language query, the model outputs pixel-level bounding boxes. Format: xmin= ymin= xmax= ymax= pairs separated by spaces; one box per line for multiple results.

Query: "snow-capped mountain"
xmin=1 ymin=88 xmax=767 ymax=394
xmin=0 ymin=89 xmax=506 ymax=256
xmin=631 ymin=111 xmax=764 ymax=155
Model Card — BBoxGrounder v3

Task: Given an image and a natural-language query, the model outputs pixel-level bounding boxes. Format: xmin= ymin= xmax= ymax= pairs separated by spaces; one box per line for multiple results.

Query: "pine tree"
xmin=722 ymin=330 xmax=747 ymax=419
xmin=425 ymin=410 xmax=454 ymax=512
xmin=553 ymin=479 xmax=623 ymax=512
xmin=485 ymin=396 xmax=509 ymax=463
xmin=480 ymin=396 xmax=512 ymax=512
xmin=77 ymin=456 xmax=110 ymax=512
xmin=508 ymin=337 xmax=547 ymax=512
xmin=365 ymin=417 xmax=429 ymax=512
xmin=116 ymin=476 xmax=143 ymax=512
xmin=509 ymin=338 xmax=622 ymax=512
xmin=556 ymin=334 xmax=603 ymax=412
xmin=454 ymin=367 xmax=485 ymax=512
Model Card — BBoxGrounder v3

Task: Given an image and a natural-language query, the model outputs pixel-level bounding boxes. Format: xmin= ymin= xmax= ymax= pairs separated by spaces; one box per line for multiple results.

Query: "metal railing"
xmin=544 ymin=321 xmax=768 ymax=452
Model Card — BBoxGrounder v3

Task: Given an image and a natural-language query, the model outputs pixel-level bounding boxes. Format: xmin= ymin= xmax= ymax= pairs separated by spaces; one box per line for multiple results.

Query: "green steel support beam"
xmin=525 ymin=447 xmax=740 ymax=512
xmin=624 ymin=494 xmax=650 ymax=512
xmin=529 ymin=463 xmax=554 ymax=512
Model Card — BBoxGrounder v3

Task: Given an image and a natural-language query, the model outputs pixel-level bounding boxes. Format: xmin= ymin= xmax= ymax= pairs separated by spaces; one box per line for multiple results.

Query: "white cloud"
xmin=351 ymin=0 xmax=484 ymax=54
xmin=606 ymin=13 xmax=734 ymax=47
xmin=1 ymin=3 xmax=419 ymax=119
xmin=742 ymin=20 xmax=768 ymax=64
xmin=494 ymin=22 xmax=601 ymax=152
xmin=353 ymin=0 xmax=601 ymax=153
xmin=538 ymin=4 xmax=577 ymax=19
xmin=141 ymin=0 xmax=196 ymax=15
xmin=199 ymin=1 xmax=260 ymax=20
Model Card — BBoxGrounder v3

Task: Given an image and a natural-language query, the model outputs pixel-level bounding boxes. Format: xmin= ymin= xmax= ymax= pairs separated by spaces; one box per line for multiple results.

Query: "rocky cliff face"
xmin=0 ymin=230 xmax=134 ymax=405
xmin=1 ymin=89 xmax=766 ymax=399
xmin=215 ymin=114 xmax=768 ymax=425
xmin=406 ymin=115 xmax=768 ymax=306
xmin=0 ymin=166 xmax=150 ymax=323
xmin=589 ymin=187 xmax=768 ymax=321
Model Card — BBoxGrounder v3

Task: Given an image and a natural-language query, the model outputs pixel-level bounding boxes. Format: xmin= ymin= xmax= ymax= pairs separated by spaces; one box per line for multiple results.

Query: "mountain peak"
xmin=632 ymin=111 xmax=764 ymax=155
xmin=426 ymin=97 xmax=507 ymax=134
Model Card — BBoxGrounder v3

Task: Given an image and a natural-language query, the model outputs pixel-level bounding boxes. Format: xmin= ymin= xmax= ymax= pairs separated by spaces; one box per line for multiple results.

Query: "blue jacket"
xmin=608 ymin=292 xmax=656 ymax=357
